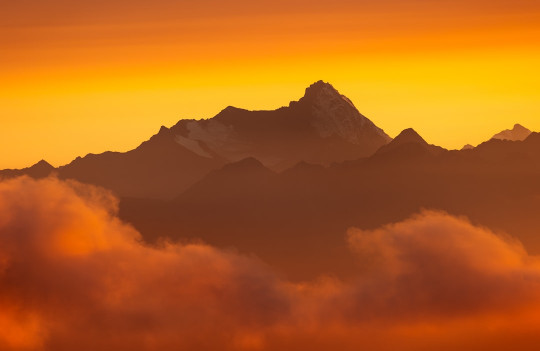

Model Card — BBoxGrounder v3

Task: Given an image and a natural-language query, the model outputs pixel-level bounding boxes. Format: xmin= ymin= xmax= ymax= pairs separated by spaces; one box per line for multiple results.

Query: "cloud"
xmin=346 ymin=211 xmax=540 ymax=320
xmin=1 ymin=177 xmax=540 ymax=350
xmin=0 ymin=177 xmax=290 ymax=350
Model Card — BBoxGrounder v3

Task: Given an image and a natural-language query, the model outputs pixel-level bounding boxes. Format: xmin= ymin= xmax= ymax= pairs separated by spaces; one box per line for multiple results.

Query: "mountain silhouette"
xmin=491 ymin=123 xmax=531 ymax=141
xmin=57 ymin=127 xmax=226 ymax=198
xmin=169 ymin=80 xmax=390 ymax=171
xmin=0 ymin=81 xmax=390 ymax=198
xmin=388 ymin=128 xmax=427 ymax=145
xmin=120 ymin=131 xmax=540 ymax=279
xmin=3 ymin=81 xmax=540 ymax=281
xmin=0 ymin=159 xmax=54 ymax=179
xmin=373 ymin=128 xmax=446 ymax=159
xmin=180 ymin=157 xmax=276 ymax=204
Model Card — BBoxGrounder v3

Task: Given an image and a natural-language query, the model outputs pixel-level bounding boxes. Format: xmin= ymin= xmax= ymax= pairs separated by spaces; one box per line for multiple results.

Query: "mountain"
xmin=467 ymin=131 xmax=540 ymax=166
xmin=6 ymin=82 xmax=540 ymax=281
xmin=1 ymin=80 xmax=390 ymax=199
xmin=457 ymin=124 xmax=531 ymax=153
xmin=491 ymin=123 xmax=531 ymax=141
xmin=120 ymin=132 xmax=540 ymax=280
xmin=0 ymin=160 xmax=54 ymax=179
xmin=41 ymin=80 xmax=390 ymax=198
xmin=179 ymin=157 xmax=277 ymax=204
xmin=366 ymin=128 xmax=447 ymax=166
xmin=169 ymin=80 xmax=391 ymax=171
xmin=57 ymin=127 xmax=226 ymax=199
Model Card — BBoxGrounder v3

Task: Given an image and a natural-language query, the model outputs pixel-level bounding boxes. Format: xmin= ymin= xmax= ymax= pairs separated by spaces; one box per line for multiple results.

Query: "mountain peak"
xmin=392 ymin=128 xmax=427 ymax=145
xmin=166 ymin=81 xmax=390 ymax=171
xmin=294 ymin=81 xmax=391 ymax=146
xmin=301 ymin=80 xmax=343 ymax=103
xmin=492 ymin=123 xmax=531 ymax=141
xmin=221 ymin=105 xmax=242 ymax=113
xmin=213 ymin=105 xmax=247 ymax=121
xmin=304 ymin=80 xmax=337 ymax=93
xmin=30 ymin=159 xmax=54 ymax=171
xmin=374 ymin=128 xmax=445 ymax=158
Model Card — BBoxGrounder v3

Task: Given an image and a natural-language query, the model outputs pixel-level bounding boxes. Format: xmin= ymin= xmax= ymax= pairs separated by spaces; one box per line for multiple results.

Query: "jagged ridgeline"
xmin=2 ymin=81 xmax=391 ymax=198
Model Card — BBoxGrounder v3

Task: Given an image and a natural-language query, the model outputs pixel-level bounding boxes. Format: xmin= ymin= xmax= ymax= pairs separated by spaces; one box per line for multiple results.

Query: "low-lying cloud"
xmin=1 ymin=177 xmax=540 ymax=350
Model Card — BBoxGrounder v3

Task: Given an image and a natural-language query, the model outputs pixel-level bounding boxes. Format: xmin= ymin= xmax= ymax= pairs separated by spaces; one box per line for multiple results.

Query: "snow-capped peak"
xmin=299 ymin=80 xmax=390 ymax=144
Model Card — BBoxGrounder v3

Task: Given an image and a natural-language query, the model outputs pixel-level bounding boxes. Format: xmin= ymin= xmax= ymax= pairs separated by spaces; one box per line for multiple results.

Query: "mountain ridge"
xmin=120 ymin=131 xmax=540 ymax=279
xmin=1 ymin=83 xmax=537 ymax=201
xmin=169 ymin=80 xmax=391 ymax=172
xmin=491 ymin=123 xmax=531 ymax=142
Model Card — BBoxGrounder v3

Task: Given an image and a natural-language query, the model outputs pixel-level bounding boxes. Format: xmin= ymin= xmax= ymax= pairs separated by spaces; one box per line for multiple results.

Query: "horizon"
xmin=2 ymin=0 xmax=540 ymax=168
xmin=1 ymin=79 xmax=538 ymax=169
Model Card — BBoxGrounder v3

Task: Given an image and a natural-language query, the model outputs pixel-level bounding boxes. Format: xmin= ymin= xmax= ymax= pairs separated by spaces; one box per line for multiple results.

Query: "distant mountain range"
xmin=0 ymin=159 xmax=54 ymax=179
xmin=492 ymin=123 xmax=532 ymax=141
xmin=1 ymin=81 xmax=392 ymax=198
xmin=461 ymin=123 xmax=532 ymax=150
xmin=1 ymin=81 xmax=531 ymax=199
xmin=120 ymin=129 xmax=540 ymax=279
xmin=2 ymin=81 xmax=539 ymax=280
xmin=170 ymin=81 xmax=390 ymax=170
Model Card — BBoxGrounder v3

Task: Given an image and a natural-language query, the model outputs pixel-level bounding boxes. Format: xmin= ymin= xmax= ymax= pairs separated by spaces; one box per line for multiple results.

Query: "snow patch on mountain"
xmin=176 ymin=120 xmax=251 ymax=161
xmin=306 ymin=82 xmax=388 ymax=144
xmin=175 ymin=135 xmax=212 ymax=158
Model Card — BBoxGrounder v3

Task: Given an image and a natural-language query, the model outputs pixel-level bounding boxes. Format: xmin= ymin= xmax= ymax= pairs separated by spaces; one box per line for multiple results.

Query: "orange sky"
xmin=1 ymin=0 xmax=540 ymax=168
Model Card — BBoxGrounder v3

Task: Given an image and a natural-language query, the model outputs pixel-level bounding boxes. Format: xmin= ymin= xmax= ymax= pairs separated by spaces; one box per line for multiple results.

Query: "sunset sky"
xmin=3 ymin=3 xmax=540 ymax=349
xmin=2 ymin=0 xmax=540 ymax=168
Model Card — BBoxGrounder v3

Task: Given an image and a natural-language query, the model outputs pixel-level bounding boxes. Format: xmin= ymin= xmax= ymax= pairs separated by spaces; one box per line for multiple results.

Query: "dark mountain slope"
xmin=0 ymin=160 xmax=55 ymax=179
xmin=58 ymin=127 xmax=225 ymax=198
xmin=120 ymin=130 xmax=540 ymax=280
xmin=170 ymin=81 xmax=391 ymax=171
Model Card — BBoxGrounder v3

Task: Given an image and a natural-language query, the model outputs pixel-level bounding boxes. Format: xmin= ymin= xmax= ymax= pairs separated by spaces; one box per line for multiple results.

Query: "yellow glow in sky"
xmin=1 ymin=0 xmax=539 ymax=168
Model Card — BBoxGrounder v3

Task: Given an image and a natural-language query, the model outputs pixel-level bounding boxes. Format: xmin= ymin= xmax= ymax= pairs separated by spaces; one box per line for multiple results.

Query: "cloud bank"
xmin=1 ymin=177 xmax=540 ymax=350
